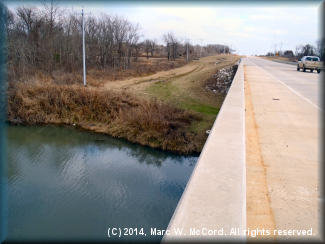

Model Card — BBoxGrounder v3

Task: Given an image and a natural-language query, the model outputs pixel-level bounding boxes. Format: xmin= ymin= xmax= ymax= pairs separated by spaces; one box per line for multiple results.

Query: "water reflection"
xmin=7 ymin=124 xmax=197 ymax=242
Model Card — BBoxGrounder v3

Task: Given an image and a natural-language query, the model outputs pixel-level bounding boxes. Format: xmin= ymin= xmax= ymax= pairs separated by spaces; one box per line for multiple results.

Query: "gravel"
xmin=205 ymin=64 xmax=238 ymax=94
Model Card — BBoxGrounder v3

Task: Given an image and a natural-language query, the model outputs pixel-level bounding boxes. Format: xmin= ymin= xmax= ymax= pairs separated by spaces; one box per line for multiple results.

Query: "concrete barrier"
xmin=272 ymin=60 xmax=297 ymax=65
xmin=162 ymin=61 xmax=246 ymax=243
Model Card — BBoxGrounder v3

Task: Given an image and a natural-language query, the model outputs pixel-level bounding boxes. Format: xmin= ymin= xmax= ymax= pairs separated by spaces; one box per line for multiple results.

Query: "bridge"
xmin=162 ymin=56 xmax=323 ymax=243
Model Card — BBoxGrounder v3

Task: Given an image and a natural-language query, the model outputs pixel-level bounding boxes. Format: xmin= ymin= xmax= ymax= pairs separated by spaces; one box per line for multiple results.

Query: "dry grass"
xmin=7 ymin=81 xmax=203 ymax=154
xmin=115 ymin=54 xmax=241 ymax=151
xmin=7 ymin=54 xmax=240 ymax=154
xmin=259 ymin=56 xmax=298 ymax=62
xmin=11 ymin=59 xmax=187 ymax=88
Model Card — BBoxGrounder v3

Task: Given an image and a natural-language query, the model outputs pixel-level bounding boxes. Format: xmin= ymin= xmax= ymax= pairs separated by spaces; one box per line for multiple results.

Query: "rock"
xmin=205 ymin=64 xmax=238 ymax=94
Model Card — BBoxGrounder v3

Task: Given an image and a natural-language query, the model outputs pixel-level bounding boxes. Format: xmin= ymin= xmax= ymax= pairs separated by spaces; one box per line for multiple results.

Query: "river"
xmin=6 ymin=124 xmax=197 ymax=242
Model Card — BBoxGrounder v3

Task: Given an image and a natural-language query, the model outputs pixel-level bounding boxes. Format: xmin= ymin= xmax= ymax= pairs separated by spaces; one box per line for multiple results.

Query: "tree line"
xmin=265 ymin=41 xmax=325 ymax=61
xmin=295 ymin=41 xmax=325 ymax=61
xmin=5 ymin=1 xmax=144 ymax=78
xmin=3 ymin=1 xmax=233 ymax=81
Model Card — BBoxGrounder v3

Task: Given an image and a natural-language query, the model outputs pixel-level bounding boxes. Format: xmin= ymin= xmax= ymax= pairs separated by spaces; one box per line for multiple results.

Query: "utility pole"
xmin=199 ymin=38 xmax=204 ymax=58
xmin=186 ymin=38 xmax=191 ymax=62
xmin=74 ymin=7 xmax=91 ymax=86
xmin=280 ymin=41 xmax=282 ymax=56
xmin=273 ymin=10 xmax=278 ymax=58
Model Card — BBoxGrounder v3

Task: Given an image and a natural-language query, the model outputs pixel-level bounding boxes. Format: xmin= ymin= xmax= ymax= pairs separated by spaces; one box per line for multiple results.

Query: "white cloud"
xmin=225 ymin=32 xmax=252 ymax=38
xmin=156 ymin=7 xmax=216 ymax=20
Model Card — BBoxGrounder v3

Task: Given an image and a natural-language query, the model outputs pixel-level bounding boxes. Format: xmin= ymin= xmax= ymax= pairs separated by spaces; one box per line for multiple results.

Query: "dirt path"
xmin=104 ymin=60 xmax=202 ymax=93
xmin=104 ymin=56 xmax=233 ymax=91
xmin=103 ymin=55 xmax=240 ymax=109
xmin=100 ymin=54 xmax=240 ymax=151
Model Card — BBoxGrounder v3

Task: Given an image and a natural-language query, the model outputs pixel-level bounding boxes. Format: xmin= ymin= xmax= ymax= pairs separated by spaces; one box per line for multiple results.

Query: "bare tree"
xmin=162 ymin=32 xmax=172 ymax=60
xmin=302 ymin=44 xmax=315 ymax=56
xmin=4 ymin=1 xmax=143 ymax=80
xmin=149 ymin=39 xmax=158 ymax=57
xmin=316 ymin=38 xmax=325 ymax=61
xmin=144 ymin=39 xmax=151 ymax=59
xmin=295 ymin=44 xmax=303 ymax=57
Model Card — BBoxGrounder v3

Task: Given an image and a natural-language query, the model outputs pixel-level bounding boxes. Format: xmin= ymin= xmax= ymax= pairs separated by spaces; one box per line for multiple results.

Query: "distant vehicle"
xmin=297 ymin=56 xmax=322 ymax=73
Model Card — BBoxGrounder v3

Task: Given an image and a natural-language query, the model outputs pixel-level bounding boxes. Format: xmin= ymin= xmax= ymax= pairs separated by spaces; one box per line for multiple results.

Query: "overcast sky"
xmin=5 ymin=0 xmax=323 ymax=55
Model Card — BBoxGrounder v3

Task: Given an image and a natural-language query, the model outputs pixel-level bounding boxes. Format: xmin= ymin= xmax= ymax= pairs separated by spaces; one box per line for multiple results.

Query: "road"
xmin=243 ymin=56 xmax=323 ymax=242
xmin=244 ymin=56 xmax=323 ymax=110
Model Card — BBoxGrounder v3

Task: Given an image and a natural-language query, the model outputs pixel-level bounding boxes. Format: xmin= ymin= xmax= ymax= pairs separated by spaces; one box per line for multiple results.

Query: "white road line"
xmin=246 ymin=57 xmax=323 ymax=113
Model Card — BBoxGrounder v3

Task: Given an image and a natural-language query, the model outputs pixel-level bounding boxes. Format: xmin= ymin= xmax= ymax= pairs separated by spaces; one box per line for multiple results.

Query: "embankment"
xmin=7 ymin=82 xmax=202 ymax=155
xmin=7 ymin=55 xmax=240 ymax=155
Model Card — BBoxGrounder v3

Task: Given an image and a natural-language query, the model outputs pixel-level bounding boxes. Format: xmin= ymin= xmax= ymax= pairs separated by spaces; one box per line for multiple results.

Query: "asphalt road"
xmin=243 ymin=56 xmax=323 ymax=111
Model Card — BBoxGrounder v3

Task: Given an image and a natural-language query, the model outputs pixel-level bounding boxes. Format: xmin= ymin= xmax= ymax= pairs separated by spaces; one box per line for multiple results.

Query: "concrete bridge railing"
xmin=162 ymin=61 xmax=246 ymax=243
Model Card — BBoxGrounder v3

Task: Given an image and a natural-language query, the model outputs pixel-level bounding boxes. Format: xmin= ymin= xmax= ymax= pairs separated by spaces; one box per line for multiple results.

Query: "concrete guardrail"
xmin=272 ymin=60 xmax=297 ymax=65
xmin=162 ymin=61 xmax=246 ymax=243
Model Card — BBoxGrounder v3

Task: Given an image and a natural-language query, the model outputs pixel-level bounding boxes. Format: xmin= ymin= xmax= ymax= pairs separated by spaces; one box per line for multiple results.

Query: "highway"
xmin=244 ymin=56 xmax=323 ymax=110
xmin=243 ymin=56 xmax=323 ymax=242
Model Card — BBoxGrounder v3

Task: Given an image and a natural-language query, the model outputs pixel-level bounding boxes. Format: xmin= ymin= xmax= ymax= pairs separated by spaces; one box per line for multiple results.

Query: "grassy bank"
xmin=259 ymin=56 xmax=298 ymax=62
xmin=9 ymin=58 xmax=186 ymax=88
xmin=7 ymin=54 xmax=241 ymax=155
xmin=7 ymin=81 xmax=203 ymax=154
xmin=128 ymin=55 xmax=241 ymax=148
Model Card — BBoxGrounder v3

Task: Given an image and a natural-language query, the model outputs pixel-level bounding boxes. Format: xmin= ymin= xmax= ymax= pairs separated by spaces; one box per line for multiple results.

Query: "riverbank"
xmin=7 ymin=54 xmax=241 ymax=155
xmin=7 ymin=82 xmax=203 ymax=154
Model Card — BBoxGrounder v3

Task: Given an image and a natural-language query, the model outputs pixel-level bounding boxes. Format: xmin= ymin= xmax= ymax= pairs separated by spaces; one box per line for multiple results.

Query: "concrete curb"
xmin=162 ymin=61 xmax=246 ymax=243
xmin=272 ymin=60 xmax=297 ymax=65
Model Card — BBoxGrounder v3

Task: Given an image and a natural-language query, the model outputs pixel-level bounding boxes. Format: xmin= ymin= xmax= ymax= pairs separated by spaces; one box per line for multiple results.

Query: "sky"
xmin=5 ymin=0 xmax=324 ymax=55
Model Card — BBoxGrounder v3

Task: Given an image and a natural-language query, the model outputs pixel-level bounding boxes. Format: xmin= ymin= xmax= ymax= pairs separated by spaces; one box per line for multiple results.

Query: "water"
xmin=6 ymin=124 xmax=197 ymax=242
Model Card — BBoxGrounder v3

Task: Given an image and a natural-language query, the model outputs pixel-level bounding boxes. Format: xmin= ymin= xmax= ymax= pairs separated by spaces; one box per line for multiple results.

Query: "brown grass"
xmin=7 ymin=81 xmax=202 ymax=154
xmin=10 ymin=59 xmax=187 ymax=88
xmin=7 ymin=55 xmax=240 ymax=154
xmin=259 ymin=56 xmax=298 ymax=62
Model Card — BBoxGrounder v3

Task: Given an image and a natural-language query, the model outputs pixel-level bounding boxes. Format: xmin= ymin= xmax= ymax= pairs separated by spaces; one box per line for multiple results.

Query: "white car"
xmin=297 ymin=56 xmax=322 ymax=73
